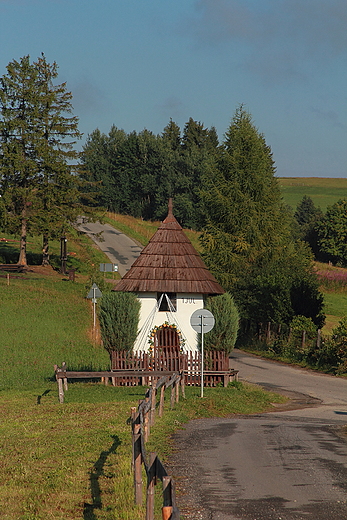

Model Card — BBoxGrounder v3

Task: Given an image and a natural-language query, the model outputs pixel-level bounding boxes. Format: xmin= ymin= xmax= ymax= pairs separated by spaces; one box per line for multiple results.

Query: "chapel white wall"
xmin=134 ymin=292 xmax=204 ymax=352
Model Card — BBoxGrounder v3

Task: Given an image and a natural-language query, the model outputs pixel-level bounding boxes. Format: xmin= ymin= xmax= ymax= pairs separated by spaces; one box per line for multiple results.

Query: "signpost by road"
xmin=99 ymin=263 xmax=118 ymax=280
xmin=87 ymin=283 xmax=103 ymax=331
xmin=190 ymin=308 xmax=215 ymax=398
xmin=99 ymin=263 xmax=118 ymax=273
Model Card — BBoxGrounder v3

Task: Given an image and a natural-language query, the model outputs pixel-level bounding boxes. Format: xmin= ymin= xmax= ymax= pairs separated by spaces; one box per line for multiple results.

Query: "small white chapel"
xmin=113 ymin=200 xmax=224 ymax=353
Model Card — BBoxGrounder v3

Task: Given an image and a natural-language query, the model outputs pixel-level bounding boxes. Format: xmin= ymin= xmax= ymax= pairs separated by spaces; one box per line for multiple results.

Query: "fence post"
xmin=146 ymin=452 xmax=157 ymax=520
xmin=58 ymin=377 xmax=64 ymax=403
xmin=170 ymin=385 xmax=175 ymax=409
xmin=175 ymin=378 xmax=179 ymax=403
xmin=54 ymin=365 xmax=64 ymax=404
xmin=162 ymin=476 xmax=173 ymax=520
xmin=144 ymin=395 xmax=150 ymax=442
xmin=159 ymin=384 xmax=165 ymax=417
xmin=131 ymin=407 xmax=143 ymax=505
xmin=62 ymin=361 xmax=68 ymax=392
xmin=266 ymin=322 xmax=271 ymax=344
xmin=302 ymin=330 xmax=306 ymax=349
xmin=180 ymin=374 xmax=186 ymax=399
xmin=150 ymin=378 xmax=157 ymax=426
xmin=317 ymin=329 xmax=321 ymax=349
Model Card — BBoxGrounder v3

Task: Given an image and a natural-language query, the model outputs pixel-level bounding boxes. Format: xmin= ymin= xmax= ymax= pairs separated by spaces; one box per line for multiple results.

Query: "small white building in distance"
xmin=114 ymin=200 xmax=224 ymax=353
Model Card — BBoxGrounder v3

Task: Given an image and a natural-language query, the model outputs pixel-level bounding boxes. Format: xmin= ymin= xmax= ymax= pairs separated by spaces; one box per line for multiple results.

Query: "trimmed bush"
xmin=203 ymin=293 xmax=240 ymax=353
xmin=98 ymin=292 xmax=140 ymax=352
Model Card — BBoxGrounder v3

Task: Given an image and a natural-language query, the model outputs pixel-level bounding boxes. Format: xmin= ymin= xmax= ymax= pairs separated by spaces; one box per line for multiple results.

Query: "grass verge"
xmin=0 ymin=270 xmax=110 ymax=391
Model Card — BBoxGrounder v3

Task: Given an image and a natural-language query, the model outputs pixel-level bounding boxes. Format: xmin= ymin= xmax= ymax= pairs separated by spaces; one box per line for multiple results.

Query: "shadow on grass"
xmin=36 ymin=389 xmax=51 ymax=404
xmin=83 ymin=435 xmax=121 ymax=520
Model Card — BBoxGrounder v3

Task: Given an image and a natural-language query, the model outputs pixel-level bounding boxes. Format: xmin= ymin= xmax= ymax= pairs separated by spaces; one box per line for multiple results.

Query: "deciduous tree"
xmin=316 ymin=199 xmax=347 ymax=266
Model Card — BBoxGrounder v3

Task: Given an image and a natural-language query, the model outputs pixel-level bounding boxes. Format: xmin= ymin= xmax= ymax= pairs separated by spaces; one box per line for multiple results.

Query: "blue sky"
xmin=0 ymin=0 xmax=346 ymax=177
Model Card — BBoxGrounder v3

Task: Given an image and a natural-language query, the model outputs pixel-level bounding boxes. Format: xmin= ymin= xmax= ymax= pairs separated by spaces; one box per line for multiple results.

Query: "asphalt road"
xmin=76 ymin=220 xmax=347 ymax=518
xmin=170 ymin=350 xmax=347 ymax=520
xmin=76 ymin=219 xmax=142 ymax=277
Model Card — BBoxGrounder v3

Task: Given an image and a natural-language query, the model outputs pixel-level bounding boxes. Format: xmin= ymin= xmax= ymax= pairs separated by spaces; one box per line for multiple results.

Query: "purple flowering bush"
xmin=316 ymin=269 xmax=347 ymax=291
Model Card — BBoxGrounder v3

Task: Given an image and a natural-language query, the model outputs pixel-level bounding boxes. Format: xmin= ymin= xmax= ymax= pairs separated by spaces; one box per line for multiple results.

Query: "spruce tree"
xmin=0 ymin=54 xmax=85 ymax=266
xmin=34 ymin=54 xmax=83 ymax=264
xmin=201 ymin=106 xmax=324 ymax=328
xmin=0 ymin=56 xmax=41 ymax=265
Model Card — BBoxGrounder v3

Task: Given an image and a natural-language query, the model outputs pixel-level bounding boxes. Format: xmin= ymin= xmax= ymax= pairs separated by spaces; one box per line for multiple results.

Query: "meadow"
xmin=0 ymin=233 xmax=284 ymax=520
xmin=278 ymin=177 xmax=347 ymax=211
xmin=1 ymin=188 xmax=347 ymax=518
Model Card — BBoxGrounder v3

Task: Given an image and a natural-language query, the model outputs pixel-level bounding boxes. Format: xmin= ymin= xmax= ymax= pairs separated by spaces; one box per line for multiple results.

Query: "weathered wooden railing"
xmin=54 ymin=365 xmax=182 ymax=519
xmin=111 ymin=350 xmax=239 ymax=387
xmin=132 ymin=373 xmax=183 ymax=520
xmin=54 ymin=363 xmax=181 ymax=403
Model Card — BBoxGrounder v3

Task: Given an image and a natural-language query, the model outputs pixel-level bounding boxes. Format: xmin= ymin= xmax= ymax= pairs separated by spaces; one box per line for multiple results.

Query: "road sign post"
xmin=87 ymin=283 xmax=103 ymax=331
xmin=190 ymin=309 xmax=215 ymax=398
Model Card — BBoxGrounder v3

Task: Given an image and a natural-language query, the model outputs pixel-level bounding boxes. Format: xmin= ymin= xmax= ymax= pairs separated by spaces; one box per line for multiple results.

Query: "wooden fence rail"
xmin=53 ymin=363 xmax=181 ymax=403
xmin=54 ymin=365 xmax=182 ymax=518
xmin=132 ymin=373 xmax=182 ymax=520
xmin=111 ymin=350 xmax=239 ymax=387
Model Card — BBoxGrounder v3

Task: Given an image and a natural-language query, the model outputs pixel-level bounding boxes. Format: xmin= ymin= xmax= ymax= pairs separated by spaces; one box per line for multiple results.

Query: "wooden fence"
xmin=111 ymin=350 xmax=238 ymax=387
xmin=132 ymin=373 xmax=183 ymax=520
xmin=53 ymin=363 xmax=181 ymax=403
xmin=54 ymin=364 xmax=182 ymax=519
xmin=243 ymin=320 xmax=322 ymax=349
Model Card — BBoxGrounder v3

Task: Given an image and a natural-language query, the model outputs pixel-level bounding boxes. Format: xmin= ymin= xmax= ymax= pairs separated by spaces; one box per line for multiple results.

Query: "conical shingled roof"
xmin=114 ymin=201 xmax=224 ymax=295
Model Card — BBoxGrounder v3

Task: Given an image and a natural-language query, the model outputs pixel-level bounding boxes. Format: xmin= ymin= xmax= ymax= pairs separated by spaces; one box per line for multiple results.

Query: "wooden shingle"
xmin=114 ymin=201 xmax=224 ymax=295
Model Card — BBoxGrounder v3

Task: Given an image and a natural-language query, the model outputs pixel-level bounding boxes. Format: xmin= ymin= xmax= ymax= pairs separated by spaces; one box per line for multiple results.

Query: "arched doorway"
xmin=153 ymin=325 xmax=181 ymax=371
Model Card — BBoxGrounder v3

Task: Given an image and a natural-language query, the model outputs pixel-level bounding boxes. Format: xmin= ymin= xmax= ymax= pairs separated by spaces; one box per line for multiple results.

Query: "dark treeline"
xmin=80 ymin=118 xmax=220 ymax=229
xmin=80 ymin=107 xmax=326 ymax=335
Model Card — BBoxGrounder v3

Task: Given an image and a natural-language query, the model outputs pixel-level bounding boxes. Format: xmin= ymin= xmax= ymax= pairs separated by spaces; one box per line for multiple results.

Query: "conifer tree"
xmin=0 ymin=54 xmax=85 ymax=266
xmin=0 ymin=56 xmax=41 ymax=265
xmin=201 ymin=106 xmax=324 ymax=328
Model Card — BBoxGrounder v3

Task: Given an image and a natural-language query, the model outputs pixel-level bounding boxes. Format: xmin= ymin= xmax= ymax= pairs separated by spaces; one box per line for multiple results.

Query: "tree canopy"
xmin=80 ymin=119 xmax=219 ymax=229
xmin=316 ymin=199 xmax=347 ymax=266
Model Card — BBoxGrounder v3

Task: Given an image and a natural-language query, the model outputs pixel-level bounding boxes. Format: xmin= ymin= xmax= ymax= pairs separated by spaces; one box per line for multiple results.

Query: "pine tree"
xmin=201 ymin=106 xmax=324 ymax=328
xmin=0 ymin=54 xmax=85 ymax=266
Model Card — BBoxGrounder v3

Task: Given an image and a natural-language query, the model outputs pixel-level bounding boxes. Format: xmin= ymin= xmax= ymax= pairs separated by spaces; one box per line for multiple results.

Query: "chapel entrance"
xmin=153 ymin=326 xmax=181 ymax=371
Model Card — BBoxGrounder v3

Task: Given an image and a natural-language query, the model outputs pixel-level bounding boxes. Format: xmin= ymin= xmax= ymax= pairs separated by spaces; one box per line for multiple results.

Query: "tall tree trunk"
xmin=18 ymin=210 xmax=28 ymax=266
xmin=42 ymin=234 xmax=50 ymax=266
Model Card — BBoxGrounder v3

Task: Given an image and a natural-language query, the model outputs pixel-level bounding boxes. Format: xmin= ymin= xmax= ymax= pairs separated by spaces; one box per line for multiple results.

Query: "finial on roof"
xmin=168 ymin=197 xmax=173 ymax=216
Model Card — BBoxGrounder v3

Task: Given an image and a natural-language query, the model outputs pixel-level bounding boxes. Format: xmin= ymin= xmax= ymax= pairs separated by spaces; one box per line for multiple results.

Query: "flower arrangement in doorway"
xmin=148 ymin=321 xmax=186 ymax=353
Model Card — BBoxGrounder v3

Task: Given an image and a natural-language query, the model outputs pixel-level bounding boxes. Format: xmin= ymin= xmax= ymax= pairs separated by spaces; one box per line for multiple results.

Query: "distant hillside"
xmin=278 ymin=177 xmax=347 ymax=212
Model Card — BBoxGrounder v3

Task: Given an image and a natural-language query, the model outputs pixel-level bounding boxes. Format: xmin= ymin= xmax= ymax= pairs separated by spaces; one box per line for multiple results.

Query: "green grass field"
xmin=1 ymin=196 xmax=347 ymax=518
xmin=278 ymin=177 xmax=347 ymax=211
xmin=0 ymin=233 xmax=285 ymax=520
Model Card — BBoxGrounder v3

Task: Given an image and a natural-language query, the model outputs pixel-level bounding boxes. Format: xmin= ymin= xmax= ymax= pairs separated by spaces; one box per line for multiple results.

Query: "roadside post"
xmin=190 ymin=309 xmax=215 ymax=398
xmin=60 ymin=236 xmax=67 ymax=275
xmin=87 ymin=283 xmax=103 ymax=332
